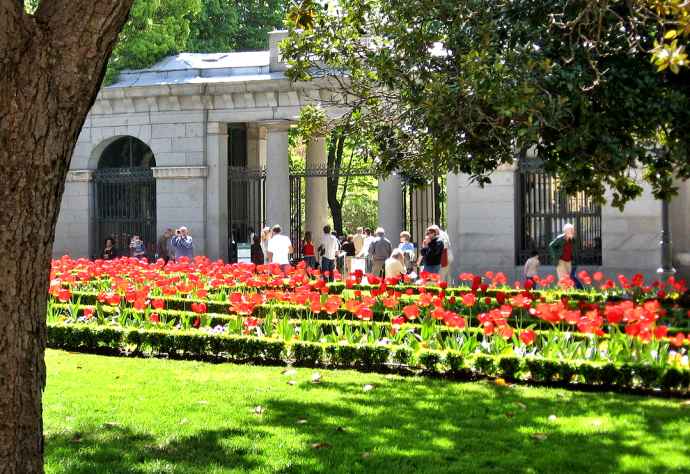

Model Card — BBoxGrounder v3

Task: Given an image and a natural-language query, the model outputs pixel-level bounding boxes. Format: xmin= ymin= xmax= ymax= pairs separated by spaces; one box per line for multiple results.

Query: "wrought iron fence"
xmin=94 ymin=167 xmax=157 ymax=258
xmin=288 ymin=165 xmax=377 ymax=259
xmin=402 ymin=177 xmax=445 ymax=247
xmin=515 ymin=161 xmax=602 ymax=265
xmin=228 ymin=166 xmax=266 ymax=255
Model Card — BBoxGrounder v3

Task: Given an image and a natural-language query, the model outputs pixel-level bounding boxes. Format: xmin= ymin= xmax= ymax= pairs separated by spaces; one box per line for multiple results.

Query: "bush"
xmin=357 ymin=345 xmax=390 ymax=371
xmin=498 ymin=356 xmax=522 ymax=381
xmin=474 ymin=355 xmax=497 ymax=377
xmin=46 ymin=324 xmax=690 ymax=393
xmin=391 ymin=347 xmax=413 ymax=366
xmin=292 ymin=342 xmax=324 ymax=366
xmin=418 ymin=350 xmax=443 ymax=374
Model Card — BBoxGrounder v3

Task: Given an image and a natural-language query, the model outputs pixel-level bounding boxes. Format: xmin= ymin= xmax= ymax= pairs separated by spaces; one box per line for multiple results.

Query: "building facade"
xmin=54 ymin=31 xmax=690 ymax=282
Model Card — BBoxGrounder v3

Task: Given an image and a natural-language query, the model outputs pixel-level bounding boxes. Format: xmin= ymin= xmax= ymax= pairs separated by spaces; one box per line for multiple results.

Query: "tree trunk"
xmin=327 ymin=129 xmax=347 ymax=235
xmin=0 ymin=2 xmax=133 ymax=472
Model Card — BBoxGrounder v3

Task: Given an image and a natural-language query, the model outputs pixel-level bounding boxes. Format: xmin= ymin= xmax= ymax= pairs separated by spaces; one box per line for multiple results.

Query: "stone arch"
xmin=92 ymin=136 xmax=157 ymax=259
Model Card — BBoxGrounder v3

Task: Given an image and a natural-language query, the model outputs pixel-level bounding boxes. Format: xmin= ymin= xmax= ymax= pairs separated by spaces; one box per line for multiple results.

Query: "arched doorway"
xmin=94 ymin=136 xmax=157 ymax=258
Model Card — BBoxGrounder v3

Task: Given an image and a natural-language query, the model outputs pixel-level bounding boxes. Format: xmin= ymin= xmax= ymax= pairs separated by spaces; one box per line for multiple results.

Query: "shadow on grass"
xmin=45 ymin=377 xmax=690 ymax=473
xmin=261 ymin=378 xmax=690 ymax=473
xmin=45 ymin=426 xmax=259 ymax=474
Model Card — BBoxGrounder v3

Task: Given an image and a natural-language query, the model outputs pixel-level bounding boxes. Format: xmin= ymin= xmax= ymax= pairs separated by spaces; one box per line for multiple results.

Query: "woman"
xmin=102 ymin=238 xmax=116 ymax=260
xmin=385 ymin=248 xmax=406 ymax=280
xmin=303 ymin=231 xmax=317 ymax=269
xmin=250 ymin=234 xmax=264 ymax=266
xmin=260 ymin=227 xmax=271 ymax=264
xmin=419 ymin=227 xmax=444 ymax=275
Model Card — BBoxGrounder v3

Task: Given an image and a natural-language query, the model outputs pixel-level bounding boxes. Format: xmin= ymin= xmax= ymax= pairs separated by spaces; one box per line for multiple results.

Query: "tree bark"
xmin=327 ymin=129 xmax=347 ymax=236
xmin=0 ymin=1 xmax=133 ymax=472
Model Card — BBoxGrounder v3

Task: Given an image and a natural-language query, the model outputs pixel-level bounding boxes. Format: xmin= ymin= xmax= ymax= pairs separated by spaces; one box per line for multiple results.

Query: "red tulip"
xmin=402 ymin=304 xmax=421 ymax=320
xmin=519 ymin=329 xmax=536 ymax=345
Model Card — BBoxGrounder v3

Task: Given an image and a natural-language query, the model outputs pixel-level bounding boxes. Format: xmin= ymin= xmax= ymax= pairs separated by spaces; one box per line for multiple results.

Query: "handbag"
xmin=441 ymin=248 xmax=448 ymax=267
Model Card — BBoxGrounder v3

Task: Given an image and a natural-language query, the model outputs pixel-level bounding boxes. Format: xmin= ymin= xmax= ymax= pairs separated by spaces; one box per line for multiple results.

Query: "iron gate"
xmin=289 ymin=164 xmax=376 ymax=259
xmin=402 ymin=176 xmax=445 ymax=247
xmin=228 ymin=166 xmax=266 ymax=249
xmin=515 ymin=160 xmax=602 ymax=265
xmin=94 ymin=167 xmax=156 ymax=258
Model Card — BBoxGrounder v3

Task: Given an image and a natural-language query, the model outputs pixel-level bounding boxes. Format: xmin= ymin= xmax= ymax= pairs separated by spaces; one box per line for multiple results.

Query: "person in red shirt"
xmin=303 ymin=231 xmax=317 ymax=269
xmin=549 ymin=223 xmax=577 ymax=282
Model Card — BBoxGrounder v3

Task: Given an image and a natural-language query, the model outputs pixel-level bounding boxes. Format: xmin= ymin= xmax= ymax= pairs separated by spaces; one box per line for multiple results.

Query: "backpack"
xmin=370 ymin=238 xmax=392 ymax=260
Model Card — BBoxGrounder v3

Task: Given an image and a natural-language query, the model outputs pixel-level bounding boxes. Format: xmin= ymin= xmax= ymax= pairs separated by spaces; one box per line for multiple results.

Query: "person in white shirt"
xmin=385 ymin=248 xmax=406 ymax=280
xmin=266 ymin=225 xmax=293 ymax=273
xmin=320 ymin=225 xmax=340 ymax=281
xmin=357 ymin=228 xmax=375 ymax=273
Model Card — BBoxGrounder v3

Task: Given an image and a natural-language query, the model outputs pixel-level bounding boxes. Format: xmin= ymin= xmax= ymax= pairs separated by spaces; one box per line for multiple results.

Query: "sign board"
xmin=350 ymin=257 xmax=367 ymax=274
xmin=237 ymin=243 xmax=252 ymax=263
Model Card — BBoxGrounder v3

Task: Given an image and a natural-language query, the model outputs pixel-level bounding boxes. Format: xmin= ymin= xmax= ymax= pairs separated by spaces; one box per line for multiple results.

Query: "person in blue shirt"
xmin=171 ymin=226 xmax=194 ymax=261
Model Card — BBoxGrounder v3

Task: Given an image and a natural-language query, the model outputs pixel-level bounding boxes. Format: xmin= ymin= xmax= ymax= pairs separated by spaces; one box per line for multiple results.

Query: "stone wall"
xmin=53 ymin=171 xmax=93 ymax=258
xmin=447 ymin=167 xmax=519 ymax=282
xmin=446 ymin=170 xmax=669 ymax=283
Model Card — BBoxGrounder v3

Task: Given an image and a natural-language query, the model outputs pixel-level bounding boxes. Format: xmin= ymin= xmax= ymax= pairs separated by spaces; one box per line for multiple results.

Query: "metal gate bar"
xmin=515 ymin=160 xmax=602 ymax=265
xmin=94 ymin=167 xmax=156 ymax=259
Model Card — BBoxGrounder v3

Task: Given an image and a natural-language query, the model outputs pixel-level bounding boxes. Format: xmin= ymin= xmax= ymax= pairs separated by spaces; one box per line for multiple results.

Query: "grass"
xmin=44 ymin=350 xmax=690 ymax=474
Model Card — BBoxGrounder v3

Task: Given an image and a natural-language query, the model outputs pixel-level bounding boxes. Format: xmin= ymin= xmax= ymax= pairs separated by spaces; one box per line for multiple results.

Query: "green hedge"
xmin=46 ymin=323 xmax=690 ymax=393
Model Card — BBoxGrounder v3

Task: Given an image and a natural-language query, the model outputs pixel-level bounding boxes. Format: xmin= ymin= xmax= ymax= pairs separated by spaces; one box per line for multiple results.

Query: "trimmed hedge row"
xmin=47 ymin=324 xmax=690 ymax=393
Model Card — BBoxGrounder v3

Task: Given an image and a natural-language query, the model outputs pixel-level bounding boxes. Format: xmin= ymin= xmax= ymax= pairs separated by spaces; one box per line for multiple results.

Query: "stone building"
xmin=54 ymin=30 xmax=690 ymax=281
xmin=55 ymin=31 xmax=408 ymax=262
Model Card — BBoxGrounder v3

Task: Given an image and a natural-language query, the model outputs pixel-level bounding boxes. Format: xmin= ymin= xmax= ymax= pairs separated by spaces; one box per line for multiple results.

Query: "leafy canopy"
xmin=106 ymin=0 xmax=286 ymax=83
xmin=282 ymin=0 xmax=690 ymax=208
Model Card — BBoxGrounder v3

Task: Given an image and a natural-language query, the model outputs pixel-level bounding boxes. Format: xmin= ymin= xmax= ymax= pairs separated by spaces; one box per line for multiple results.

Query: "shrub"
xmin=498 ymin=356 xmax=522 ymax=381
xmin=418 ymin=350 xmax=443 ymax=374
xmin=292 ymin=342 xmax=324 ymax=367
xmin=391 ymin=347 xmax=413 ymax=366
xmin=474 ymin=355 xmax=497 ymax=377
xmin=357 ymin=345 xmax=390 ymax=371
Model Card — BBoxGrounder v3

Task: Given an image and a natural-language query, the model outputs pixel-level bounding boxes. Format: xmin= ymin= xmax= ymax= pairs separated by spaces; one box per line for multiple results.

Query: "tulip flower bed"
xmin=46 ymin=256 xmax=690 ymax=393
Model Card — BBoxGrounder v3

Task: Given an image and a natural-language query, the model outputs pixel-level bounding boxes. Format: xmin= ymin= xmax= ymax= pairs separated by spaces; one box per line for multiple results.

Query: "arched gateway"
xmin=94 ymin=136 xmax=156 ymax=258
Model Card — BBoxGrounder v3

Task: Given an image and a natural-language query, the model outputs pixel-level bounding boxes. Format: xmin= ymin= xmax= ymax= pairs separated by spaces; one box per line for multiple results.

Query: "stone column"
xmin=264 ymin=121 xmax=291 ymax=230
xmin=377 ymin=173 xmax=403 ymax=242
xmin=206 ymin=122 xmax=229 ymax=261
xmin=154 ymin=166 xmax=209 ymax=257
xmin=246 ymin=124 xmax=268 ymax=234
xmin=53 ymin=170 xmax=95 ymax=258
xmin=246 ymin=124 xmax=267 ymax=169
xmin=306 ymin=136 xmax=329 ymax=240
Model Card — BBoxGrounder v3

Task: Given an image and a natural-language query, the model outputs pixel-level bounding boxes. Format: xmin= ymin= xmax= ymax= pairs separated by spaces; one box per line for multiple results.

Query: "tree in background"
xmin=282 ymin=0 xmax=690 ymax=209
xmin=106 ymin=0 xmax=201 ymax=83
xmin=188 ymin=0 xmax=286 ymax=52
xmin=2 ymin=2 xmax=135 ymax=472
xmin=106 ymin=0 xmax=286 ymax=83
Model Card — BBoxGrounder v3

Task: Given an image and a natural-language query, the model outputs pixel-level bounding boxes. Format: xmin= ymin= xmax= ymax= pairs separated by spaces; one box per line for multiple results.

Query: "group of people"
xmin=102 ymin=221 xmax=582 ymax=285
xmin=293 ymin=224 xmax=454 ymax=282
xmin=523 ymin=223 xmax=584 ymax=287
xmin=101 ymin=227 xmax=195 ymax=263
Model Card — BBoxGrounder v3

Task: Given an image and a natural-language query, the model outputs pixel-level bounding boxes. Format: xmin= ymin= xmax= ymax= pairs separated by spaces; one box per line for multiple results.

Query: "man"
xmin=157 ymin=229 xmax=172 ymax=263
xmin=129 ymin=235 xmax=146 ymax=259
xmin=320 ymin=225 xmax=340 ymax=281
xmin=549 ymin=223 xmax=577 ymax=282
xmin=171 ymin=226 xmax=194 ymax=261
xmin=266 ymin=224 xmax=293 ymax=273
xmin=419 ymin=226 xmax=444 ymax=275
xmin=368 ymin=227 xmax=393 ymax=277
xmin=353 ymin=227 xmax=365 ymax=256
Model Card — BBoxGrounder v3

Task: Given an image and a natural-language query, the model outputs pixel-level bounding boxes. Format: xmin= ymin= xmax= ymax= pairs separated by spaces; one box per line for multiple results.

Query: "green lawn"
xmin=44 ymin=350 xmax=690 ymax=474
